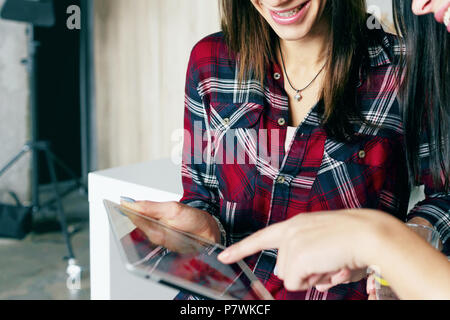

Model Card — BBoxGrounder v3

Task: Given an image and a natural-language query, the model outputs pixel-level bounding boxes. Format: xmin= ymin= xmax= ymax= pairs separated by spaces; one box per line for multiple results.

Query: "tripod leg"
xmin=46 ymin=151 xmax=88 ymax=194
xmin=0 ymin=144 xmax=40 ymax=212
xmin=43 ymin=148 xmax=75 ymax=260
xmin=0 ymin=146 xmax=30 ymax=178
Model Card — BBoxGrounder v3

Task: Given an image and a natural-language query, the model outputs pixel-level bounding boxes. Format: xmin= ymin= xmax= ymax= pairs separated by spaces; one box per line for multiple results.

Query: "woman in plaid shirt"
xmin=122 ymin=0 xmax=449 ymax=300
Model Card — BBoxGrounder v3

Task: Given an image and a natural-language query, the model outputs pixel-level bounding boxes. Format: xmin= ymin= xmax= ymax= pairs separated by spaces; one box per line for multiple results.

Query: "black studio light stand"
xmin=0 ymin=0 xmax=85 ymax=289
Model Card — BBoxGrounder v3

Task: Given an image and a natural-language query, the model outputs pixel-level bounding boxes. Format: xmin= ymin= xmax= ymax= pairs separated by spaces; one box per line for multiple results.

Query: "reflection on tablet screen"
xmin=104 ymin=200 xmax=273 ymax=300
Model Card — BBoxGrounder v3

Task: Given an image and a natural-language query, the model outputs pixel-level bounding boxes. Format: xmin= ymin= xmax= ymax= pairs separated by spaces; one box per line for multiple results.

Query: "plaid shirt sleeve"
xmin=407 ymin=137 xmax=450 ymax=257
xmin=178 ymin=45 xmax=227 ymax=246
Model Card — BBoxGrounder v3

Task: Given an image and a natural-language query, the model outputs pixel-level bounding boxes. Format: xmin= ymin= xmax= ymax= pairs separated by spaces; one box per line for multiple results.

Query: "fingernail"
xmin=218 ymin=251 xmax=230 ymax=261
xmin=120 ymin=196 xmax=136 ymax=204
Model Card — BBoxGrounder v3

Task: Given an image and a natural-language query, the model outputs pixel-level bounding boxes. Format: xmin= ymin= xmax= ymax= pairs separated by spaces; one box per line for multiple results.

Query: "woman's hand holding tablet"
xmin=120 ymin=198 xmax=222 ymax=245
xmin=104 ymin=200 xmax=273 ymax=300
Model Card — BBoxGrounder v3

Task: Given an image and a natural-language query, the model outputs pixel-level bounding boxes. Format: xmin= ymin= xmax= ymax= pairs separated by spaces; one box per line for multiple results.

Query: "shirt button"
xmin=276 ymin=176 xmax=286 ymax=184
xmin=223 ymin=118 xmax=230 ymax=125
xmin=278 ymin=118 xmax=286 ymax=126
xmin=358 ymin=150 xmax=366 ymax=159
xmin=274 ymin=72 xmax=281 ymax=80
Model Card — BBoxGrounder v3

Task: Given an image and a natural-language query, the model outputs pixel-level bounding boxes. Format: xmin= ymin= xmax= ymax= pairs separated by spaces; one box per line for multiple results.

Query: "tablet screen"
xmin=104 ymin=200 xmax=273 ymax=300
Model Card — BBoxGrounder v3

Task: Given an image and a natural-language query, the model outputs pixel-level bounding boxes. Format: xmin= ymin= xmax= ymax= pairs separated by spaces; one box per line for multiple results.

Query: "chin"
xmin=270 ymin=20 xmax=317 ymax=41
xmin=273 ymin=26 xmax=313 ymax=41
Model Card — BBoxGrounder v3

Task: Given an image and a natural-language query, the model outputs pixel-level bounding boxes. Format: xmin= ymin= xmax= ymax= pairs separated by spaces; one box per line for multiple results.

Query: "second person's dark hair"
xmin=393 ymin=0 xmax=450 ymax=192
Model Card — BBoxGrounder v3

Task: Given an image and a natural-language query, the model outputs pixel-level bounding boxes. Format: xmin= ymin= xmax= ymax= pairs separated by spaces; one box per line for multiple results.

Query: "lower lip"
xmin=269 ymin=1 xmax=311 ymax=26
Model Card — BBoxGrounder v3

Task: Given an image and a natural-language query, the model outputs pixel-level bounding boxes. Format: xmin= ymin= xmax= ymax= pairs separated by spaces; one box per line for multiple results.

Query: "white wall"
xmin=0 ymin=0 xmax=30 ymax=203
xmin=94 ymin=0 xmax=220 ymax=170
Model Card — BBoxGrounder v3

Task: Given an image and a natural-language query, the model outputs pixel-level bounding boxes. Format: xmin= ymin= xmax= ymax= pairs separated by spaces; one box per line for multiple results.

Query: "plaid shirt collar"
xmin=366 ymin=28 xmax=396 ymax=67
xmin=358 ymin=28 xmax=401 ymax=88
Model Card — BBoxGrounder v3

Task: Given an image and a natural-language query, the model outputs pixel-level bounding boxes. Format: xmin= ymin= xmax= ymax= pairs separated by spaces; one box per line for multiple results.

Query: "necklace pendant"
xmin=295 ymin=91 xmax=302 ymax=102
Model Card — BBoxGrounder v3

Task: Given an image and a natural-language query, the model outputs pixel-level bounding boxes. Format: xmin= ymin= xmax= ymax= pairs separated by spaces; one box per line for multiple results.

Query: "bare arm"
xmin=366 ymin=214 xmax=450 ymax=299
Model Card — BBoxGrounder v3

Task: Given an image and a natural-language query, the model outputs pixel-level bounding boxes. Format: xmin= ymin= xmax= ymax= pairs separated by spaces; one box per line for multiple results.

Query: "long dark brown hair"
xmin=219 ymin=0 xmax=368 ymax=140
xmin=393 ymin=1 xmax=450 ymax=191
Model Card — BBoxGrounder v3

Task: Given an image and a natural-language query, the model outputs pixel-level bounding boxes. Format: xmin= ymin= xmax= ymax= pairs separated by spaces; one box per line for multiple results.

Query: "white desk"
xmin=88 ymin=159 xmax=181 ymax=300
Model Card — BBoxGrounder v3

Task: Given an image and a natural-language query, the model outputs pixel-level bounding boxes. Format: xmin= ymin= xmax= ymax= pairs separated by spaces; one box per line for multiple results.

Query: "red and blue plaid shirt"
xmin=178 ymin=26 xmax=450 ymax=300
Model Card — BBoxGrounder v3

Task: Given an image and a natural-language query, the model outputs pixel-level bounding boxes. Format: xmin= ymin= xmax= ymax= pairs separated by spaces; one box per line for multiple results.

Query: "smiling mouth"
xmin=273 ymin=1 xmax=310 ymax=18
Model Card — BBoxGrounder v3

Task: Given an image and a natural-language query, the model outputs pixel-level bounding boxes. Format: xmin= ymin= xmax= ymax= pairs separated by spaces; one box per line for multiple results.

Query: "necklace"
xmin=279 ymin=46 xmax=327 ymax=102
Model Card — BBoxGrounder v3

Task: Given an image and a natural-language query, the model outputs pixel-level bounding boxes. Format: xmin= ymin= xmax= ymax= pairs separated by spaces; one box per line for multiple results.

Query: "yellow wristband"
xmin=374 ymin=275 xmax=390 ymax=287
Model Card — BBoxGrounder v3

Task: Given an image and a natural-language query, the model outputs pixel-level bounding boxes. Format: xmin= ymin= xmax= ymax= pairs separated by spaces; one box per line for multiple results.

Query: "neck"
xmin=278 ymin=16 xmax=330 ymax=68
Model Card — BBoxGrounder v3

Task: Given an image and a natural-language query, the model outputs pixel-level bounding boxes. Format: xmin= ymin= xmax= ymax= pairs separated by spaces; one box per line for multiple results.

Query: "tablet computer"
xmin=103 ymin=200 xmax=273 ymax=300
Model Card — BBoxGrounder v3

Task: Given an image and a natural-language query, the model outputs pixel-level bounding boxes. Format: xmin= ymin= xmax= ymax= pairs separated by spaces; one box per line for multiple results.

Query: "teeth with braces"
xmin=275 ymin=6 xmax=301 ymax=18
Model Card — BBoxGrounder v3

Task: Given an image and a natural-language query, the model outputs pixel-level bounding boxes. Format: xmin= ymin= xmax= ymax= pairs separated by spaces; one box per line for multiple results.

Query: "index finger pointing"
xmin=218 ymin=222 xmax=285 ymax=264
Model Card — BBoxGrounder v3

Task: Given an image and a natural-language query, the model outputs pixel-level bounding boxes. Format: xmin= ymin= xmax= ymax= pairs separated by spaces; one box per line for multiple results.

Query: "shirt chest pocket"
xmin=318 ymin=134 xmax=399 ymax=208
xmin=210 ymin=102 xmax=264 ymax=202
xmin=324 ymin=135 xmax=392 ymax=168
